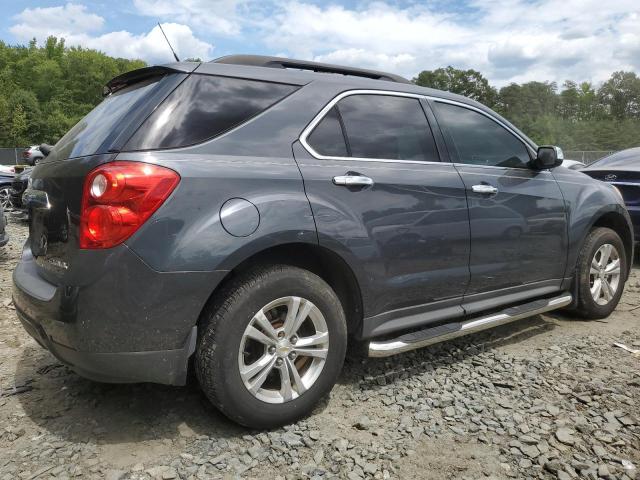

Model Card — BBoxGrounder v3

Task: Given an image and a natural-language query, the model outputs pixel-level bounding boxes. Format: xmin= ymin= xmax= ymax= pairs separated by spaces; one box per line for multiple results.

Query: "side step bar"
xmin=368 ymin=293 xmax=572 ymax=357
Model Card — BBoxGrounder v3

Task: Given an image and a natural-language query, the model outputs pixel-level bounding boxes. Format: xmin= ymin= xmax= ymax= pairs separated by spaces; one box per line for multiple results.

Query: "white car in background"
xmin=562 ymin=159 xmax=586 ymax=170
xmin=22 ymin=146 xmax=44 ymax=166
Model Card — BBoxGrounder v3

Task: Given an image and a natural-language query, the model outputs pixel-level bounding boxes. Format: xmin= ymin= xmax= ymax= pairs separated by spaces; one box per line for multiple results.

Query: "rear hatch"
xmin=26 ymin=66 xmax=192 ymax=285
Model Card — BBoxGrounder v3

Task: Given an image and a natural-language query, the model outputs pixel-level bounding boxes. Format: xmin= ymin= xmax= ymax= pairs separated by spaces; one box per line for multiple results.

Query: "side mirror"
xmin=534 ymin=146 xmax=564 ymax=169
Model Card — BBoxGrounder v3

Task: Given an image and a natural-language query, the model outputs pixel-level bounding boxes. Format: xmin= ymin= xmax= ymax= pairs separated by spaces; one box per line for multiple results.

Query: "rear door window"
xmin=337 ymin=95 xmax=439 ymax=162
xmin=307 ymin=107 xmax=349 ymax=157
xmin=125 ymin=75 xmax=298 ymax=150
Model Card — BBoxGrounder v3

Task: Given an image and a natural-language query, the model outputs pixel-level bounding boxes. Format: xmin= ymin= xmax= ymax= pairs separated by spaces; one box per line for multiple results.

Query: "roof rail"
xmin=212 ymin=55 xmax=411 ymax=84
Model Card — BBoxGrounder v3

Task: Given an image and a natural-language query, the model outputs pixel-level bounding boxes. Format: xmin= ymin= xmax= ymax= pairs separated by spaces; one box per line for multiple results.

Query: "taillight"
xmin=80 ymin=161 xmax=180 ymax=249
xmin=23 ymin=151 xmax=30 ymax=158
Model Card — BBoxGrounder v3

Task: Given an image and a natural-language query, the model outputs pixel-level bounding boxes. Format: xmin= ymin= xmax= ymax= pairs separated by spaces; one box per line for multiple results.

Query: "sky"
xmin=1 ymin=0 xmax=639 ymax=87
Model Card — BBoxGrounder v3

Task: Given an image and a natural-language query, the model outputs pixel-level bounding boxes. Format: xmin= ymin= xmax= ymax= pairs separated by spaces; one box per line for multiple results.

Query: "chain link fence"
xmin=0 ymin=147 xmax=27 ymax=165
xmin=563 ymin=151 xmax=615 ymax=165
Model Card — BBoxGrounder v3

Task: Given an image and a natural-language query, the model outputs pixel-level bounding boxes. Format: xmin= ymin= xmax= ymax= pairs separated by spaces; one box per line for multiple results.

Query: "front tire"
xmin=196 ymin=265 xmax=347 ymax=428
xmin=574 ymin=227 xmax=627 ymax=319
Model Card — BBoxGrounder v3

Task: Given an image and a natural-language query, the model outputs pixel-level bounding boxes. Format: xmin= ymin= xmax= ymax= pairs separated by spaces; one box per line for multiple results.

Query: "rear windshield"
xmin=124 ymin=74 xmax=298 ymax=150
xmin=54 ymin=76 xmax=169 ymax=159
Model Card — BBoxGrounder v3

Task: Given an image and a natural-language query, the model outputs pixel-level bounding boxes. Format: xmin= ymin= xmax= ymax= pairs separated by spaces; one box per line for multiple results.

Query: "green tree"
xmin=559 ymin=81 xmax=580 ymax=120
xmin=0 ymin=36 xmax=146 ymax=146
xmin=597 ymin=71 xmax=640 ymax=119
xmin=413 ymin=66 xmax=498 ymax=107
xmin=10 ymin=103 xmax=28 ymax=146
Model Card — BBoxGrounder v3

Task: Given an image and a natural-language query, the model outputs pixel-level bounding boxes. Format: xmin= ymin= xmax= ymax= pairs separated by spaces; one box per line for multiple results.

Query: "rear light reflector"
xmin=80 ymin=161 xmax=180 ymax=249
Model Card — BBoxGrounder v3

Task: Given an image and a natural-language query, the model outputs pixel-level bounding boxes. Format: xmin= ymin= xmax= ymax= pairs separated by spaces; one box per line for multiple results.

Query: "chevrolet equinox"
xmin=14 ymin=55 xmax=634 ymax=428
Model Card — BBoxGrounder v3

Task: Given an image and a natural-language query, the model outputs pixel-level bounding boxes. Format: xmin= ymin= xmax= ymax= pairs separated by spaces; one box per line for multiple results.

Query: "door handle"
xmin=333 ymin=175 xmax=374 ymax=187
xmin=471 ymin=184 xmax=498 ymax=195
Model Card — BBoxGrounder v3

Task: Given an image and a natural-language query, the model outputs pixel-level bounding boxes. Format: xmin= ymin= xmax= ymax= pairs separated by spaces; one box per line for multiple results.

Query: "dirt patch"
xmin=1 ymin=220 xmax=638 ymax=480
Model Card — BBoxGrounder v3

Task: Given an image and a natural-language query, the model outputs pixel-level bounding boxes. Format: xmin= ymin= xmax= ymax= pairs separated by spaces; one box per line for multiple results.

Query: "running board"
xmin=368 ymin=293 xmax=572 ymax=357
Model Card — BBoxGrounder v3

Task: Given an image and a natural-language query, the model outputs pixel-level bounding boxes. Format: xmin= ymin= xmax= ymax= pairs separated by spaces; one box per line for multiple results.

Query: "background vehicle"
xmin=561 ymin=158 xmax=586 ymax=170
xmin=0 ymin=168 xmax=14 ymax=210
xmin=0 ymin=202 xmax=7 ymax=248
xmin=583 ymin=147 xmax=639 ymax=243
xmin=22 ymin=146 xmax=44 ymax=166
xmin=13 ymin=56 xmax=634 ymax=429
xmin=9 ymin=168 xmax=32 ymax=220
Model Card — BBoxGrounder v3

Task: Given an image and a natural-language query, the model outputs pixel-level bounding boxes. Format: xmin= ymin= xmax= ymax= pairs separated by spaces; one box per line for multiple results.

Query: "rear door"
xmin=431 ymin=100 xmax=567 ymax=313
xmin=294 ymin=91 xmax=471 ymax=337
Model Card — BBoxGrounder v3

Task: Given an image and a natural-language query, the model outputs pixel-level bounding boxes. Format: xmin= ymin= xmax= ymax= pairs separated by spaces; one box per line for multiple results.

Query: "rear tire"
xmin=196 ymin=265 xmax=347 ymax=428
xmin=574 ymin=227 xmax=627 ymax=319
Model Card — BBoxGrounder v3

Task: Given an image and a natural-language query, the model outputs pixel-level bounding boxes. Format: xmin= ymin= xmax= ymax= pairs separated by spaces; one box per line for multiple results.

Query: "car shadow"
xmin=14 ymin=343 xmax=247 ymax=445
xmin=339 ymin=314 xmax=555 ymax=387
xmin=15 ymin=314 xmax=555 ymax=444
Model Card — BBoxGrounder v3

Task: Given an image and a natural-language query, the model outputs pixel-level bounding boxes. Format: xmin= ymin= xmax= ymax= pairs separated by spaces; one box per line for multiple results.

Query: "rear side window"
xmin=307 ymin=107 xmax=348 ymax=157
xmin=126 ymin=75 xmax=298 ymax=150
xmin=434 ymin=102 xmax=531 ymax=169
xmin=338 ymin=95 xmax=438 ymax=162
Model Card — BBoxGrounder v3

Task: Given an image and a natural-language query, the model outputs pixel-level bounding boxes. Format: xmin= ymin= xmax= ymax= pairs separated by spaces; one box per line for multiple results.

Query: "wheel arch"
xmin=590 ymin=210 xmax=634 ymax=279
xmin=569 ymin=207 xmax=634 ymax=288
xmin=198 ymin=242 xmax=365 ymax=337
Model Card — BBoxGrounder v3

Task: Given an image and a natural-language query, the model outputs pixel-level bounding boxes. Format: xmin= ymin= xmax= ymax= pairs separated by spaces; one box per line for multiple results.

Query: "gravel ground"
xmin=0 ymin=220 xmax=638 ymax=480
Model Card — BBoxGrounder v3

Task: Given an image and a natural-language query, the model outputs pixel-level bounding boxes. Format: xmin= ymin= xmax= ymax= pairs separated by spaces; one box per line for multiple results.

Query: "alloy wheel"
xmin=238 ymin=296 xmax=329 ymax=404
xmin=589 ymin=243 xmax=621 ymax=305
xmin=0 ymin=187 xmax=10 ymax=209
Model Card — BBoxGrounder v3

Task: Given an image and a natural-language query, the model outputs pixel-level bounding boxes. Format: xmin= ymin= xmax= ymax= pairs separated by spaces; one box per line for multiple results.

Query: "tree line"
xmin=0 ymin=37 xmax=144 ymax=147
xmin=0 ymin=36 xmax=639 ymax=152
xmin=414 ymin=67 xmax=640 ymax=151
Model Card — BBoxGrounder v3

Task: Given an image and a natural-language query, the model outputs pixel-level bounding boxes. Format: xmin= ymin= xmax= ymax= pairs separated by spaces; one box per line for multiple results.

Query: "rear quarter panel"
xmin=122 ymin=83 xmax=331 ymax=272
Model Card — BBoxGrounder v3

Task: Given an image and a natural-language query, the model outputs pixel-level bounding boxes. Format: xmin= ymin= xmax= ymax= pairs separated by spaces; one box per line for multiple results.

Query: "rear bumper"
xmin=17 ymin=307 xmax=196 ymax=385
xmin=12 ymin=242 xmax=227 ymax=385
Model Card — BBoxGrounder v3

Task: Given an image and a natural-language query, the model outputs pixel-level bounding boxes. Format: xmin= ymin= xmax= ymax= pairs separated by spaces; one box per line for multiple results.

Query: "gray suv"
xmin=13 ymin=56 xmax=634 ymax=428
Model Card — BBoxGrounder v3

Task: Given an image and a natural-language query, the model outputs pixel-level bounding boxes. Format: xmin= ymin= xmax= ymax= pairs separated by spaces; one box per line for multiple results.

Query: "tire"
xmin=195 ymin=265 xmax=347 ymax=428
xmin=0 ymin=186 xmax=10 ymax=210
xmin=574 ymin=227 xmax=627 ymax=319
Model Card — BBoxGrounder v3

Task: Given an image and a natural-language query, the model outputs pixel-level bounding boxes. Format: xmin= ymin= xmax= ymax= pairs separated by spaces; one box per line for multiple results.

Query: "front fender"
xmin=554 ymin=169 xmax=633 ymax=279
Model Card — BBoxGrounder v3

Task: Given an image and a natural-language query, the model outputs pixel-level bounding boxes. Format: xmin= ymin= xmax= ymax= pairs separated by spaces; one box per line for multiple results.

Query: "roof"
xmin=211 ymin=54 xmax=411 ymax=84
xmin=104 ymin=55 xmax=537 ymax=149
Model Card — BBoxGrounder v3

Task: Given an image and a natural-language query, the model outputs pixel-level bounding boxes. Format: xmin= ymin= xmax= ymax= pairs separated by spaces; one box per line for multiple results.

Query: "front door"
xmin=294 ymin=92 xmax=471 ymax=336
xmin=431 ymin=100 xmax=567 ymax=313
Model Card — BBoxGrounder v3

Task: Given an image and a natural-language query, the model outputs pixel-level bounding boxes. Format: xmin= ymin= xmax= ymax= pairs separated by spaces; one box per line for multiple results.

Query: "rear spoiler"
xmin=103 ymin=63 xmax=199 ymax=97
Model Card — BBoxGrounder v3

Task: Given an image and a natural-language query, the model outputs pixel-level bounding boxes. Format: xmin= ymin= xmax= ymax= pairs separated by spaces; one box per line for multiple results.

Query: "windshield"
xmin=53 ymin=75 xmax=174 ymax=159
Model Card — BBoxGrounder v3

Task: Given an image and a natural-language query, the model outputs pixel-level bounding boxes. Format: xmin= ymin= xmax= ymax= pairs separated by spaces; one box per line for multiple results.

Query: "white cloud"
xmin=10 ymin=3 xmax=104 ymax=39
xmin=259 ymin=0 xmax=640 ymax=87
xmin=8 ymin=1 xmax=640 ymax=86
xmin=132 ymin=0 xmax=250 ymax=36
xmin=10 ymin=4 xmax=213 ymax=64
xmin=77 ymin=24 xmax=214 ymax=64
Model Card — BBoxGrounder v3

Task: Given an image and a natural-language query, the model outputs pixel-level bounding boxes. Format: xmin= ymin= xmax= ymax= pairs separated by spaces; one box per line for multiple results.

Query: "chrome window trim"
xmin=298 ymin=89 xmax=537 ymax=165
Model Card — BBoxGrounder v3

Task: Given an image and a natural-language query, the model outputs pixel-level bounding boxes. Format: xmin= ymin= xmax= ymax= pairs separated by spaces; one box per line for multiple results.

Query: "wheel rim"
xmin=0 ymin=187 xmax=9 ymax=209
xmin=589 ymin=243 xmax=621 ymax=305
xmin=238 ymin=296 xmax=329 ymax=404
